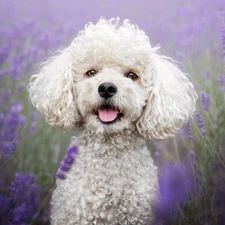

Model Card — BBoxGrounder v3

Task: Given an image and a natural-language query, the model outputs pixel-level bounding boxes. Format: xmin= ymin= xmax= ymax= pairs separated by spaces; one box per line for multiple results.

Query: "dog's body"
xmin=52 ymin=130 xmax=158 ymax=224
xmin=28 ymin=18 xmax=196 ymax=224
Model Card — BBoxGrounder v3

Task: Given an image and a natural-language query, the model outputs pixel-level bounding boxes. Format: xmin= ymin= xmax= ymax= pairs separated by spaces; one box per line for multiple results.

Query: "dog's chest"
xmin=51 ymin=137 xmax=158 ymax=225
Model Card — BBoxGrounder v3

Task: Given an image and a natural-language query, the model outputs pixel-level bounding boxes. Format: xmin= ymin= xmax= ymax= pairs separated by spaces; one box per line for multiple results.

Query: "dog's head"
xmin=28 ymin=18 xmax=197 ymax=140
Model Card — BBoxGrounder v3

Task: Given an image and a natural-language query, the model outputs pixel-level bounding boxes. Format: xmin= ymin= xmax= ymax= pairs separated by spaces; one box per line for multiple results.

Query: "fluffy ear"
xmin=136 ymin=51 xmax=197 ymax=140
xmin=28 ymin=47 xmax=81 ymax=131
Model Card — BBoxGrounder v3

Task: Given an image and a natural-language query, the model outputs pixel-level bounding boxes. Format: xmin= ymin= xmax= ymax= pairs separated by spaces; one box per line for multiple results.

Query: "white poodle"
xmin=28 ymin=18 xmax=196 ymax=225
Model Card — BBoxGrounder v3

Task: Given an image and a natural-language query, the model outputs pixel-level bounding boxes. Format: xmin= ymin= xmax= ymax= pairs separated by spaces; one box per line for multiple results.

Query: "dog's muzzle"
xmin=98 ymin=82 xmax=117 ymax=99
xmin=96 ymin=82 xmax=123 ymax=123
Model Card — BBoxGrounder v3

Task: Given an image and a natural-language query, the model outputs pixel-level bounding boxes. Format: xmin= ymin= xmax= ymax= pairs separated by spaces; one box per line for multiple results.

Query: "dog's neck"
xmin=73 ymin=127 xmax=146 ymax=152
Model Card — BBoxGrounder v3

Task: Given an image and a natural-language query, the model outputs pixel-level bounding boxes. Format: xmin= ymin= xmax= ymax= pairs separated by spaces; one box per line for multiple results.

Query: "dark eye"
xmin=85 ymin=69 xmax=97 ymax=77
xmin=125 ymin=72 xmax=139 ymax=80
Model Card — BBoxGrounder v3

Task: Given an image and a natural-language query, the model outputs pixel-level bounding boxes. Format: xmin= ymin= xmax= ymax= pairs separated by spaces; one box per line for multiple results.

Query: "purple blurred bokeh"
xmin=1 ymin=0 xmax=224 ymax=57
xmin=1 ymin=0 xmax=225 ymax=224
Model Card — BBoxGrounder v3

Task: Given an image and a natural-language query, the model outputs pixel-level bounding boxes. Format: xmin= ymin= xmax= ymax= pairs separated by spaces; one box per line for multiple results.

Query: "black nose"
xmin=98 ymin=82 xmax=117 ymax=99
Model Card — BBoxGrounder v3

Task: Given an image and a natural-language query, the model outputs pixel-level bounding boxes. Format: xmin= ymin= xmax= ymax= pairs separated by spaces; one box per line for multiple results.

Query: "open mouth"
xmin=94 ymin=105 xmax=123 ymax=124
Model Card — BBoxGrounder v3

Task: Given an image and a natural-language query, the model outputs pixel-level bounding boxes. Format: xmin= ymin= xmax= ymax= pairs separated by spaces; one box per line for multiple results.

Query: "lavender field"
xmin=0 ymin=0 xmax=225 ymax=224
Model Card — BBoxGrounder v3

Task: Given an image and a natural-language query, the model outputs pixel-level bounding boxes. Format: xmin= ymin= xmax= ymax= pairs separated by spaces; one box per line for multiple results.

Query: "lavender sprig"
xmin=189 ymin=150 xmax=197 ymax=165
xmin=56 ymin=145 xmax=78 ymax=180
xmin=185 ymin=119 xmax=194 ymax=140
xmin=218 ymin=74 xmax=225 ymax=92
xmin=195 ymin=112 xmax=207 ymax=136
xmin=200 ymin=91 xmax=211 ymax=111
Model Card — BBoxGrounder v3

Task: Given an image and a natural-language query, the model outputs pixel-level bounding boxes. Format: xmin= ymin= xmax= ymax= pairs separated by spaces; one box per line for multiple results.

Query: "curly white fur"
xmin=28 ymin=18 xmax=197 ymax=225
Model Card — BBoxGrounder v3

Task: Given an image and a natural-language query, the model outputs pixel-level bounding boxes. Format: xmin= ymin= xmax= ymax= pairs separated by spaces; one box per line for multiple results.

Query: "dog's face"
xmin=75 ymin=64 xmax=148 ymax=133
xmin=28 ymin=18 xmax=196 ymax=140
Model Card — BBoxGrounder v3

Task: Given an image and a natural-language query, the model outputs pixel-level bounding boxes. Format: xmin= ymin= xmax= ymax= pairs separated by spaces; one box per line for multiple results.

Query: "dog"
xmin=28 ymin=18 xmax=196 ymax=225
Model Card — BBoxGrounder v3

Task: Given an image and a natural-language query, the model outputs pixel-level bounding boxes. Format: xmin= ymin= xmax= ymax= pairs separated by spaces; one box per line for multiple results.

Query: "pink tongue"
xmin=98 ymin=109 xmax=118 ymax=122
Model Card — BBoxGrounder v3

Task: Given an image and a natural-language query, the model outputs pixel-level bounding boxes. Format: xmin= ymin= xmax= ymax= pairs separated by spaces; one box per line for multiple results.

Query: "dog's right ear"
xmin=28 ymin=47 xmax=81 ymax=131
xmin=136 ymin=50 xmax=197 ymax=140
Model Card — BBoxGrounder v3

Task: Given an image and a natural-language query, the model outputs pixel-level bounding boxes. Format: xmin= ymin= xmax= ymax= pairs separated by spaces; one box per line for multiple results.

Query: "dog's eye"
xmin=125 ymin=72 xmax=139 ymax=81
xmin=85 ymin=70 xmax=97 ymax=77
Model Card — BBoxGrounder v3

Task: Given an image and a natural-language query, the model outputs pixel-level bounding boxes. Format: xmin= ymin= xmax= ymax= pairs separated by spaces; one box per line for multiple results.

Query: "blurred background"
xmin=0 ymin=0 xmax=225 ymax=224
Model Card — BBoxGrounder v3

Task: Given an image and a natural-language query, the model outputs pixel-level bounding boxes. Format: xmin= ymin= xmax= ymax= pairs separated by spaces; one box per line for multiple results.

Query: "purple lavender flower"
xmin=0 ymin=69 xmax=8 ymax=82
xmin=195 ymin=112 xmax=205 ymax=129
xmin=218 ymin=74 xmax=225 ymax=92
xmin=153 ymin=151 xmax=159 ymax=166
xmin=0 ymin=102 xmax=26 ymax=159
xmin=203 ymin=69 xmax=211 ymax=80
xmin=0 ymin=46 xmax=10 ymax=67
xmin=200 ymin=91 xmax=211 ymax=111
xmin=0 ymin=194 xmax=14 ymax=225
xmin=185 ymin=119 xmax=194 ymax=140
xmin=153 ymin=160 xmax=194 ymax=223
xmin=10 ymin=173 xmax=39 ymax=224
xmin=55 ymin=172 xmax=66 ymax=180
xmin=0 ymin=173 xmax=40 ymax=225
xmin=209 ymin=150 xmax=225 ymax=224
xmin=10 ymin=56 xmax=22 ymax=81
xmin=0 ymin=113 xmax=4 ymax=133
xmin=202 ymin=70 xmax=211 ymax=86
xmin=189 ymin=150 xmax=196 ymax=165
xmin=1 ymin=139 xmax=18 ymax=160
xmin=56 ymin=145 xmax=78 ymax=179
xmin=2 ymin=89 xmax=12 ymax=105
xmin=177 ymin=127 xmax=186 ymax=140
xmin=64 ymin=145 xmax=78 ymax=164
xmin=27 ymin=111 xmax=41 ymax=136
xmin=195 ymin=112 xmax=207 ymax=136
xmin=221 ymin=11 xmax=225 ymax=59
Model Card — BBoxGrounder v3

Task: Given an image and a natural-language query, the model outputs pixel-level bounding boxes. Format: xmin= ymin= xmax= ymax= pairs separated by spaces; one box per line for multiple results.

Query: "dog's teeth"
xmin=117 ymin=108 xmax=122 ymax=114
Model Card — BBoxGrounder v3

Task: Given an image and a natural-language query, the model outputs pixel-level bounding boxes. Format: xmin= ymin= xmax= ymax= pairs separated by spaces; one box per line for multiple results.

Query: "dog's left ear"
xmin=28 ymin=46 xmax=81 ymax=131
xmin=136 ymin=51 xmax=197 ymax=140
